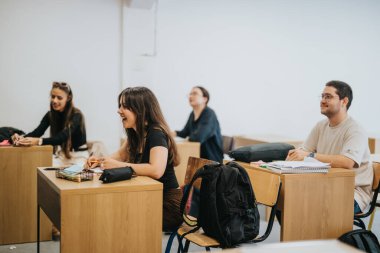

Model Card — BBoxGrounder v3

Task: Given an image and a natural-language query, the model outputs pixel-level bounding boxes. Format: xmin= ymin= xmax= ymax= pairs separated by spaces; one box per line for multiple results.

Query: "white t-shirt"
xmin=302 ymin=116 xmax=373 ymax=211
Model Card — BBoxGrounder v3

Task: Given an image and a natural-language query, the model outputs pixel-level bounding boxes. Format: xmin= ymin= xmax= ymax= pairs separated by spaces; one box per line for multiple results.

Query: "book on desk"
xmin=265 ymin=159 xmax=330 ymax=174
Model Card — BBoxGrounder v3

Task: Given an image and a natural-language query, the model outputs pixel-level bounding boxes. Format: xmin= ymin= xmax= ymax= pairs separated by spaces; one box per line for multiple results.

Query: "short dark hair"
xmin=194 ymin=86 xmax=210 ymax=104
xmin=325 ymin=80 xmax=353 ymax=110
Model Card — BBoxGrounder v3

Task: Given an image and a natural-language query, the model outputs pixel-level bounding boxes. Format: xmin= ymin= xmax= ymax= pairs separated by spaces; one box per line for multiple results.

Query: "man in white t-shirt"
xmin=287 ymin=80 xmax=373 ymax=213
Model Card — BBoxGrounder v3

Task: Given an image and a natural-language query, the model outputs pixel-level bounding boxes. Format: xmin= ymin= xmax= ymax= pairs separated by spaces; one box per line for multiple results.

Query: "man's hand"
xmin=286 ymin=148 xmax=310 ymax=161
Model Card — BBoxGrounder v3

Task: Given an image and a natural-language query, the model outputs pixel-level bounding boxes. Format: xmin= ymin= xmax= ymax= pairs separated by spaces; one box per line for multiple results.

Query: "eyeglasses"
xmin=188 ymin=92 xmax=203 ymax=97
xmin=52 ymin=82 xmax=71 ymax=92
xmin=320 ymin=93 xmax=339 ymax=101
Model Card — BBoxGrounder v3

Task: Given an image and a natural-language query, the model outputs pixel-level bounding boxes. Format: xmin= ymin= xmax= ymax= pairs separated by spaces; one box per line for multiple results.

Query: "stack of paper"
xmin=267 ymin=159 xmax=330 ymax=174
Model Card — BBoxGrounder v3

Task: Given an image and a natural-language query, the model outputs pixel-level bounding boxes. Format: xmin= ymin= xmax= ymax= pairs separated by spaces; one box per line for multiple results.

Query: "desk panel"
xmin=0 ymin=146 xmax=52 ymax=244
xmin=38 ymin=168 xmax=163 ymax=253
xmin=238 ymin=162 xmax=355 ymax=241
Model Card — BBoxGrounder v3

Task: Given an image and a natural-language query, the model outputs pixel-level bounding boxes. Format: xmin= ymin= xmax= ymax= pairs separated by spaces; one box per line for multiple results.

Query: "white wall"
xmin=1 ymin=0 xmax=380 ymax=152
xmin=0 ymin=0 xmax=122 ymax=151
xmin=124 ymin=0 xmax=380 ymax=141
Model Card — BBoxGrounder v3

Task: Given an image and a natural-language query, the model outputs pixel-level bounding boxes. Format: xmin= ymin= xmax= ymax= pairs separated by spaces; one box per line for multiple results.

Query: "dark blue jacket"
xmin=176 ymin=107 xmax=223 ymax=163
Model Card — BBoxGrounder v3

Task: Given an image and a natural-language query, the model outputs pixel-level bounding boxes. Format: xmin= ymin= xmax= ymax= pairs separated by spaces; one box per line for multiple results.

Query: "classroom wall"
xmin=124 ymin=0 xmax=380 ymax=140
xmin=0 ymin=0 xmax=122 ymax=151
xmin=1 ymin=0 xmax=380 ymax=152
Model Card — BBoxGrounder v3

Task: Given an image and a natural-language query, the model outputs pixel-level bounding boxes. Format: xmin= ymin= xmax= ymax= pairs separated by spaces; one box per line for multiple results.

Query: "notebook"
xmin=267 ymin=158 xmax=330 ymax=174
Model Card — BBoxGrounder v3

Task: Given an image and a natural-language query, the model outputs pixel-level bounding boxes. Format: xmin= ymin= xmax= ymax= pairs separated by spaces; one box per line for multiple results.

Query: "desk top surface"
xmin=37 ymin=168 xmax=163 ymax=195
xmin=236 ymin=134 xmax=303 ymax=143
xmin=175 ymin=138 xmax=200 ymax=146
xmin=0 ymin=145 xmax=52 ymax=152
xmin=238 ymin=162 xmax=355 ymax=178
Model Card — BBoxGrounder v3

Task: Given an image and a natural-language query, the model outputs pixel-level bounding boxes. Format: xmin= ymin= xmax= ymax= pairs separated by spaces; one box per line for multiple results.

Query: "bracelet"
xmin=38 ymin=138 xmax=43 ymax=146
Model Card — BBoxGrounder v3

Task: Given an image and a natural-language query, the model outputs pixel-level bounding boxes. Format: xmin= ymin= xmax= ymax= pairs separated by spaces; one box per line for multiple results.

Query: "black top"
xmin=25 ymin=111 xmax=87 ymax=151
xmin=134 ymin=128 xmax=179 ymax=190
xmin=176 ymin=106 xmax=223 ymax=163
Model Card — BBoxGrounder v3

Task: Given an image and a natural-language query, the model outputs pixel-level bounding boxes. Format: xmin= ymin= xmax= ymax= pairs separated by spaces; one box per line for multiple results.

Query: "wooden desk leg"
xmin=37 ymin=205 xmax=40 ymax=253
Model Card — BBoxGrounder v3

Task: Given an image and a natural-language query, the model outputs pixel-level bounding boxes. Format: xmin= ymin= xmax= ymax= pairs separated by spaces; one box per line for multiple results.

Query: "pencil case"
xmin=99 ymin=167 xmax=133 ymax=183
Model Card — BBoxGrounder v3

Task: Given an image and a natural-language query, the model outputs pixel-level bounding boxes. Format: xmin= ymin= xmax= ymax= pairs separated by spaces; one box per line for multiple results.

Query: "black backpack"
xmin=0 ymin=127 xmax=25 ymax=142
xmin=180 ymin=161 xmax=260 ymax=248
xmin=338 ymin=229 xmax=380 ymax=253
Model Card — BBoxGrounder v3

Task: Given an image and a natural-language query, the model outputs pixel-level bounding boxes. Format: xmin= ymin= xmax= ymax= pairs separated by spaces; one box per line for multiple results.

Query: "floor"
xmin=1 ymin=205 xmax=379 ymax=253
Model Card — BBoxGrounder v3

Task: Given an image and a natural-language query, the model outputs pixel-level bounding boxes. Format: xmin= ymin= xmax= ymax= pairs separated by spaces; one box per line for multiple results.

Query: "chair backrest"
xmin=355 ymin=161 xmax=380 ymax=223
xmin=222 ymin=135 xmax=234 ymax=154
xmin=372 ymin=162 xmax=380 ymax=191
xmin=184 ymin=157 xmax=215 ymax=189
xmin=238 ymin=162 xmax=281 ymax=207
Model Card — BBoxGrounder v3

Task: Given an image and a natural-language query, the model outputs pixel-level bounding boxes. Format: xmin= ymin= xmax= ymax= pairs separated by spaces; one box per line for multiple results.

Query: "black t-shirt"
xmin=136 ymin=128 xmax=179 ymax=190
xmin=25 ymin=110 xmax=87 ymax=151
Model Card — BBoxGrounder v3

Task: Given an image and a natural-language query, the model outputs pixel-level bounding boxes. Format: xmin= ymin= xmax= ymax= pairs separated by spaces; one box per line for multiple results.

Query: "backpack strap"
xmin=180 ymin=167 xmax=208 ymax=226
xmin=361 ymin=231 xmax=380 ymax=252
xmin=339 ymin=229 xmax=380 ymax=252
xmin=353 ymin=233 xmax=367 ymax=250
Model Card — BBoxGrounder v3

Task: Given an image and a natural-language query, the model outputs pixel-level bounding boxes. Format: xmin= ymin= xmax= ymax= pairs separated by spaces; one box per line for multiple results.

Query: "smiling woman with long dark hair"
xmin=87 ymin=86 xmax=182 ymax=231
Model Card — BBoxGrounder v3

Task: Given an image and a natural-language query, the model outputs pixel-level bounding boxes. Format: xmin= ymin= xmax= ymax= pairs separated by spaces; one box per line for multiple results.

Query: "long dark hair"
xmin=118 ymin=86 xmax=179 ymax=166
xmin=49 ymin=82 xmax=85 ymax=159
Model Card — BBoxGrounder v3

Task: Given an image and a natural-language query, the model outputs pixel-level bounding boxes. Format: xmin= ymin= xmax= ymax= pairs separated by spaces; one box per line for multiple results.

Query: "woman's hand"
xmin=15 ymin=137 xmax=39 ymax=146
xmin=100 ymin=157 xmax=128 ymax=170
xmin=11 ymin=133 xmax=23 ymax=145
xmin=85 ymin=156 xmax=102 ymax=169
xmin=85 ymin=156 xmax=127 ymax=170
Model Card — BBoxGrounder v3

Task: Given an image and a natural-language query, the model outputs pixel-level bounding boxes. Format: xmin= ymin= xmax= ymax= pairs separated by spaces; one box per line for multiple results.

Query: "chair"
xmin=222 ymin=135 xmax=234 ymax=154
xmin=354 ymin=161 xmax=380 ymax=229
xmin=368 ymin=201 xmax=380 ymax=230
xmin=164 ymin=157 xmax=216 ymax=253
xmin=167 ymin=158 xmax=282 ymax=252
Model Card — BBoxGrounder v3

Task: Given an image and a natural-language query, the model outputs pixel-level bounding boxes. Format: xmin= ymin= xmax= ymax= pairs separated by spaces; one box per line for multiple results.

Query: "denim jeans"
xmin=354 ymin=200 xmax=362 ymax=214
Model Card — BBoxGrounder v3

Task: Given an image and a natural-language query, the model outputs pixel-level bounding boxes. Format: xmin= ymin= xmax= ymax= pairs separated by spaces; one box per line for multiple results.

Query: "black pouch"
xmin=99 ymin=167 xmax=134 ymax=183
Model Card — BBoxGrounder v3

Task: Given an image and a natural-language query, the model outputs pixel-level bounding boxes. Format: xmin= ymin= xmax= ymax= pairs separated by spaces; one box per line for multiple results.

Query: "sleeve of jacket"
xmin=176 ymin=113 xmax=192 ymax=138
xmin=188 ymin=109 xmax=216 ymax=144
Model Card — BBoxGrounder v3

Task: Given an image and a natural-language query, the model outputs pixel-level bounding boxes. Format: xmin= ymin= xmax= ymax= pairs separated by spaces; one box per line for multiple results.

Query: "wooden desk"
xmin=37 ymin=168 xmax=163 ymax=253
xmin=175 ymin=140 xmax=200 ymax=185
xmin=238 ymin=162 xmax=355 ymax=242
xmin=0 ymin=146 xmax=52 ymax=245
xmin=234 ymin=134 xmax=303 ymax=149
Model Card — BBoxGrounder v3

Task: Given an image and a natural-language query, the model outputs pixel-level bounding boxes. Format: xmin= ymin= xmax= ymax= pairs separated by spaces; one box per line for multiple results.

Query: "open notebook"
xmin=267 ymin=158 xmax=330 ymax=174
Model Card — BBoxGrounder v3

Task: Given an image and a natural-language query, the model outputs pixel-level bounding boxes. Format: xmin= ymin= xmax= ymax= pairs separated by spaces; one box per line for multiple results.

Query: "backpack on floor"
xmin=180 ymin=161 xmax=260 ymax=248
xmin=338 ymin=229 xmax=380 ymax=253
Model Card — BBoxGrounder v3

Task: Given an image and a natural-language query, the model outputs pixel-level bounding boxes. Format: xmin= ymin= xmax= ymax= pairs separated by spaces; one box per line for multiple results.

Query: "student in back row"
xmin=172 ymin=86 xmax=223 ymax=163
xmin=11 ymin=82 xmax=88 ymax=166
xmin=287 ymin=80 xmax=373 ymax=214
